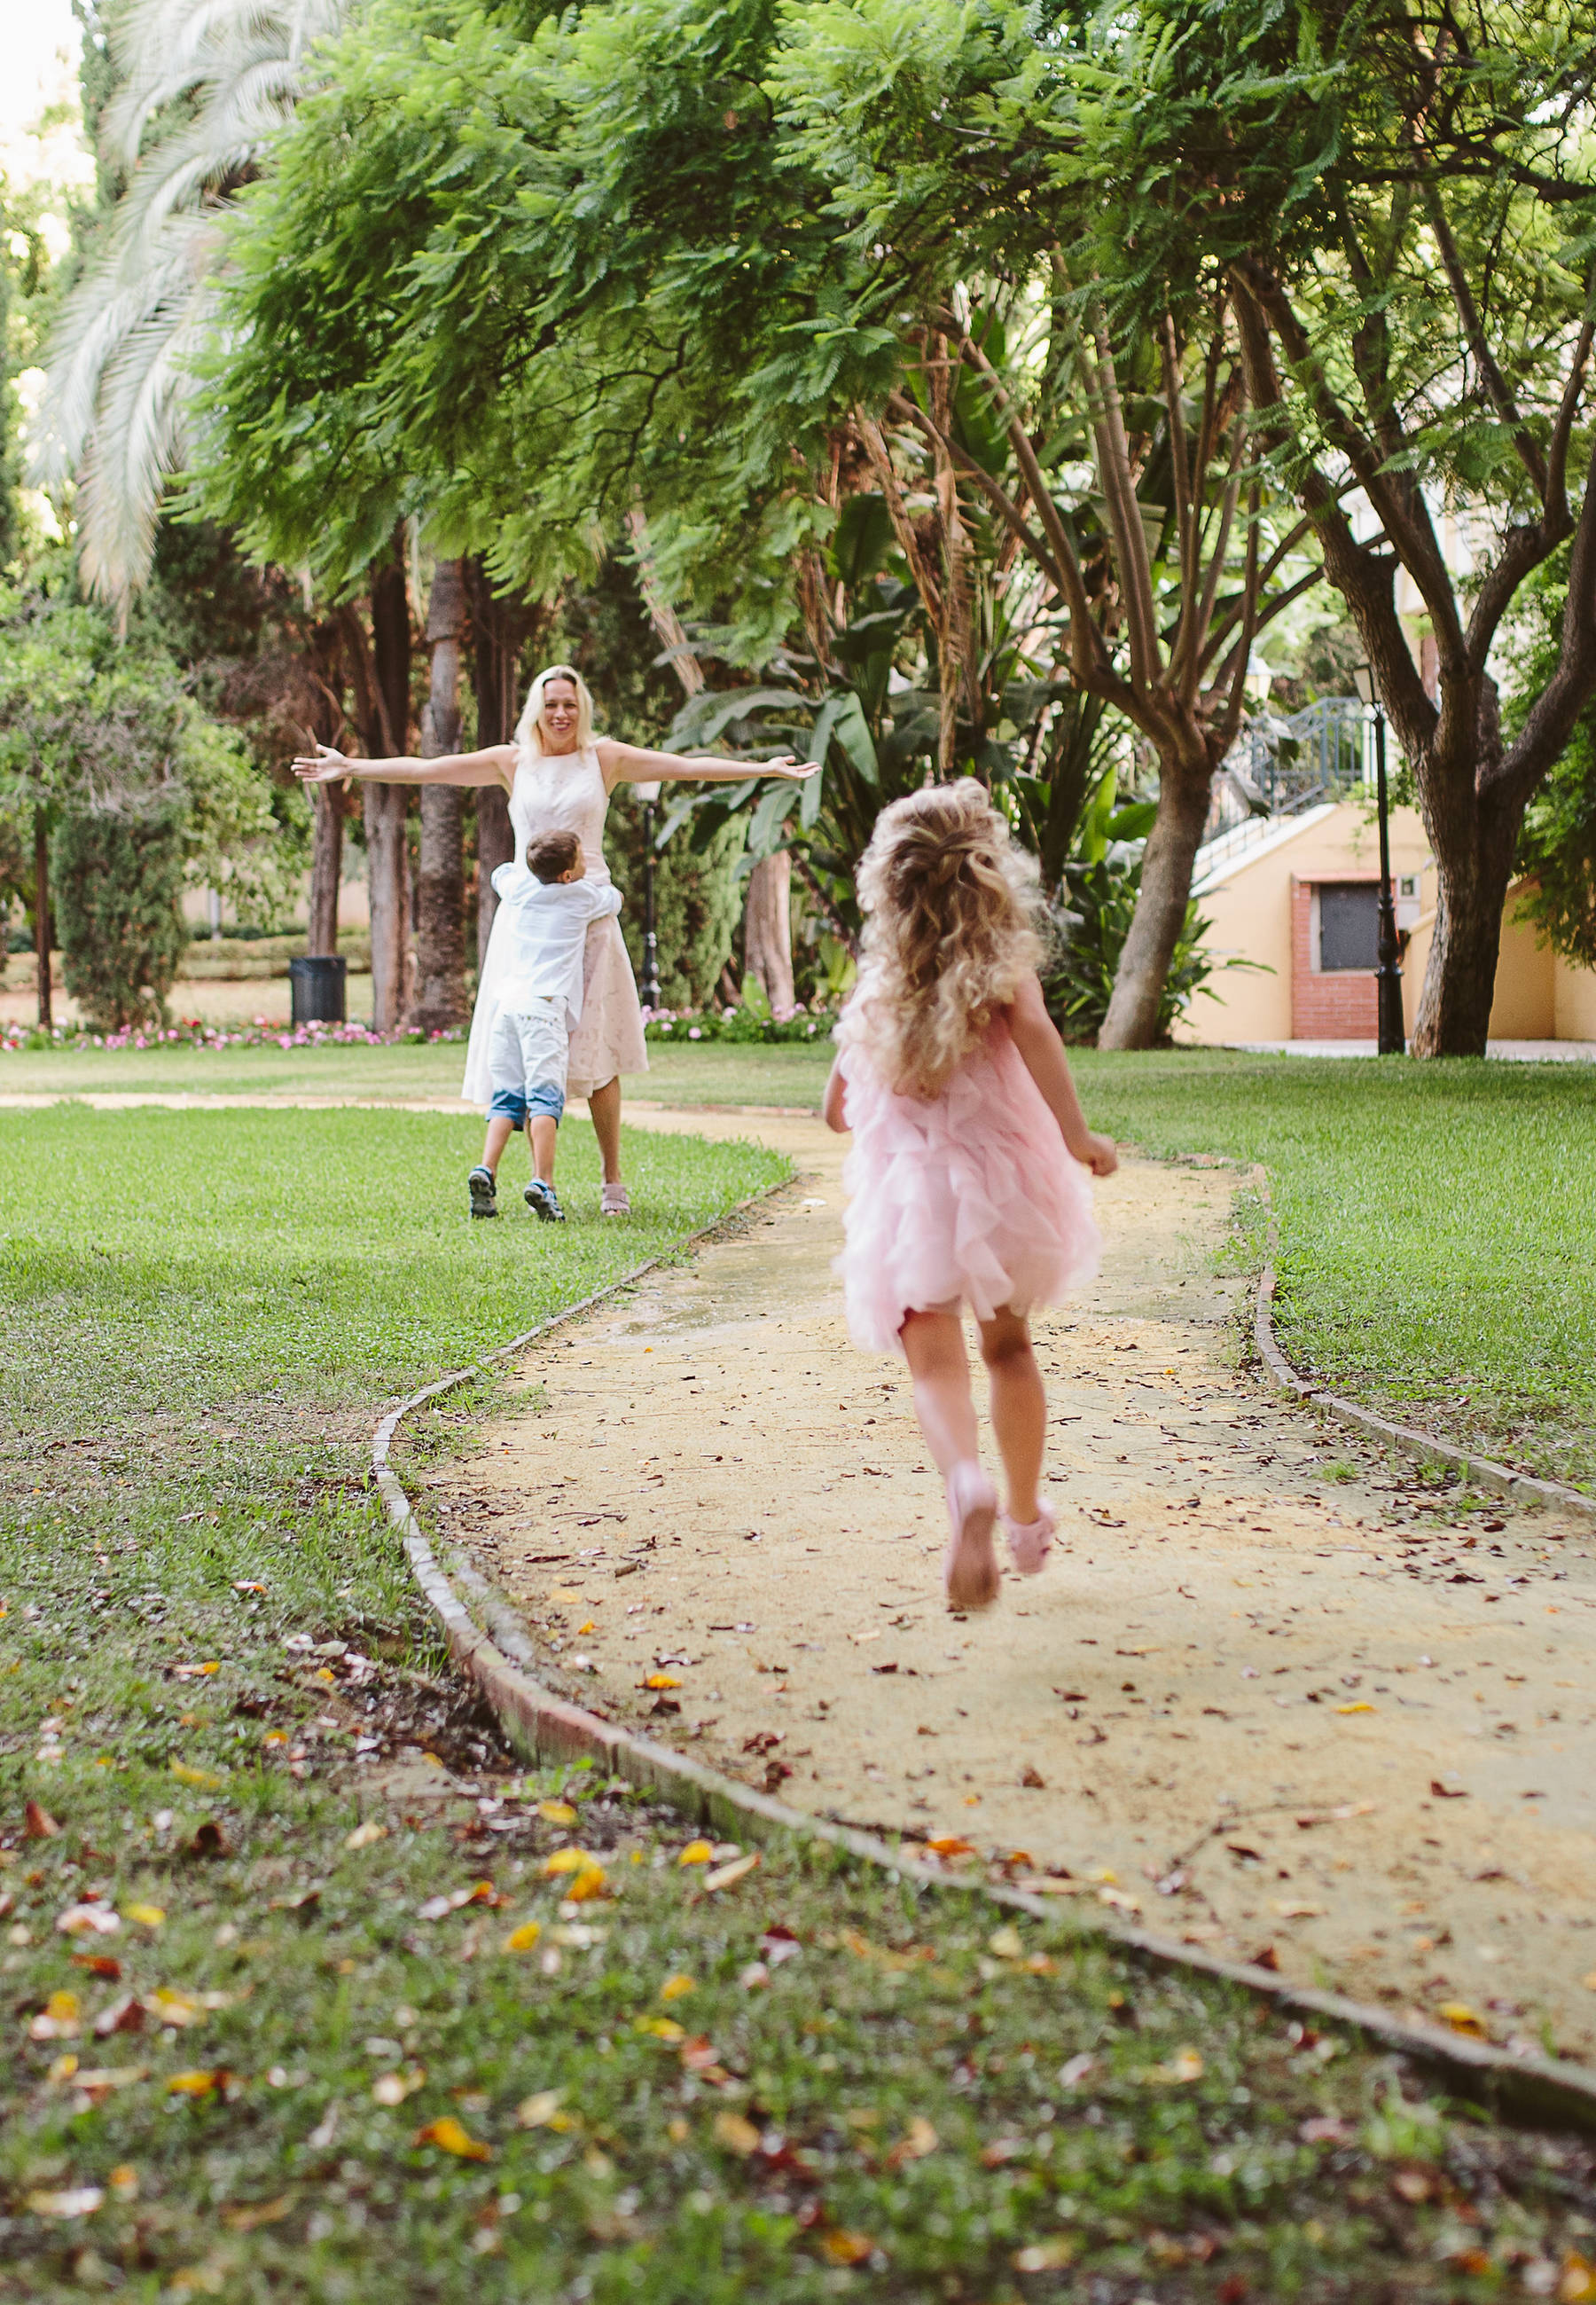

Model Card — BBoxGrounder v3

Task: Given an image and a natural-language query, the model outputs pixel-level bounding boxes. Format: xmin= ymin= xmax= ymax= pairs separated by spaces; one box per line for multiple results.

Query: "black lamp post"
xmin=636 ymin=780 xmax=662 ymax=1011
xmin=1352 ymin=664 xmax=1405 ymax=1056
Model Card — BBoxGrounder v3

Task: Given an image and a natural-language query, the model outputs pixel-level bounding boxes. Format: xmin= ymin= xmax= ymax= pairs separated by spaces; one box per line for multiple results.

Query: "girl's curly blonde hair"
xmin=843 ymin=780 xmax=1042 ymax=1099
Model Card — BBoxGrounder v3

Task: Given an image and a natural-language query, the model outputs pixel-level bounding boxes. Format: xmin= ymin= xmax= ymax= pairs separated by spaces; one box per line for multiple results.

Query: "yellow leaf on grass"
xmin=48 ymin=2053 xmax=79 ymax=2084
xmin=1336 ymin=1702 xmax=1376 ymax=1715
xmin=564 ymin=1866 xmax=608 ymax=1904
xmin=30 ymin=1991 xmax=81 ymax=2040
xmin=1558 ymin=2254 xmax=1596 ymax=2304
xmin=543 ymin=1848 xmax=599 ymax=1877
xmin=504 ymin=1922 xmax=543 ymax=1954
xmin=516 ymin=2090 xmax=565 ymax=2129
xmin=821 ymin=2231 xmax=876 ymax=2267
xmin=636 ymin=2017 xmax=685 ymax=2042
xmin=166 ymin=2070 xmax=224 ymax=2097
xmin=414 ymin=2115 xmax=491 ymax=2160
xmin=713 ymin=2111 xmax=761 ymax=2155
xmin=894 ymin=2116 xmax=939 ymax=2162
xmin=168 ymin=1760 xmax=223 ymax=1790
xmin=26 ymin=2187 xmax=104 ymax=2220
xmin=108 ymin=2166 xmax=138 ymax=2200
xmin=1013 ymin=2238 xmax=1076 ymax=2273
xmin=660 ymin=1974 xmax=695 ymax=2002
xmin=125 ymin=1904 xmax=165 ymax=1928
xmin=1169 ymin=2048 xmax=1204 ymax=2082
xmin=702 ymin=1853 xmax=760 ymax=1895
xmin=344 ymin=1823 xmax=387 ymax=1851
xmin=537 ymin=1802 xmax=578 ymax=1826
xmin=677 ymin=1840 xmax=714 ymax=1867
xmin=987 ymin=1926 xmax=1023 ymax=1960
xmin=644 ymin=1674 xmax=683 ymax=1690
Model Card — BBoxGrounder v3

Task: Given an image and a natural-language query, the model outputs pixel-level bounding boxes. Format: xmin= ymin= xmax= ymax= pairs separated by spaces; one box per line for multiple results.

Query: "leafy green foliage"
xmin=1044 ymin=797 xmax=1239 ymax=1045
xmin=607 ymin=789 xmax=748 ymax=1010
xmin=51 ymin=793 xmax=189 ymax=1028
xmin=1506 ymin=552 xmax=1596 ymax=968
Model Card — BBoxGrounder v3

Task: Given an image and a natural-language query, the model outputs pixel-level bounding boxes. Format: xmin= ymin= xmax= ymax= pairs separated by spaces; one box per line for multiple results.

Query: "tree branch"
xmin=1420 ymin=179 xmax=1549 ymax=498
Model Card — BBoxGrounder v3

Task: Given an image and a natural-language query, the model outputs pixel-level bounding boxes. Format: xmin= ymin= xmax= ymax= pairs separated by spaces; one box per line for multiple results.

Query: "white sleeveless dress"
xmin=462 ymin=746 xmax=648 ymax=1108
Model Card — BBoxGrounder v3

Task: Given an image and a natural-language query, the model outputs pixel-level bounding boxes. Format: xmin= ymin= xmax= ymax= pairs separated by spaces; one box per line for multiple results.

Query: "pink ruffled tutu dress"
xmin=836 ymin=1019 xmax=1101 ymax=1355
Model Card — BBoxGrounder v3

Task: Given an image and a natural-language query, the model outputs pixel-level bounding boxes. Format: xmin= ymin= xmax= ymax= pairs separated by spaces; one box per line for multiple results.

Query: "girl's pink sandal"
xmin=1003 ymin=1499 xmax=1056 ymax=1577
xmin=943 ymin=1462 xmax=1000 ymax=1612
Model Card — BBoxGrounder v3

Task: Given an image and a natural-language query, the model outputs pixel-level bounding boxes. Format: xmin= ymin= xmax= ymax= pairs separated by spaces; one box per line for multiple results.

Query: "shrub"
xmin=51 ymin=796 xmax=188 ymax=1030
xmin=606 ymin=789 xmax=747 ymax=1009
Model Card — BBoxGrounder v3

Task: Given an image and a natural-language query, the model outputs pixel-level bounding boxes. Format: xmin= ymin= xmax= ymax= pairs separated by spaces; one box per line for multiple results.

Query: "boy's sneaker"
xmin=525 ymin=1178 xmax=566 ymax=1224
xmin=468 ymin=1165 xmax=498 ymax=1219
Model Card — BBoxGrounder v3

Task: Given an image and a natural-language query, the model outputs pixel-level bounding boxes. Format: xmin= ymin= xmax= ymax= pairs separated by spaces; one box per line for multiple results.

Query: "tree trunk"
xmin=308 ymin=787 xmax=343 ymax=956
xmin=411 ymin=558 xmax=469 ymax=1033
xmin=1098 ymin=750 xmax=1215 ymax=1050
xmin=466 ymin=559 xmax=531 ymax=970
xmin=1411 ymin=787 xmax=1520 ymax=1057
xmin=743 ymin=851 xmax=794 ymax=1012
xmin=34 ymin=806 xmax=51 ymax=1030
xmin=366 ymin=538 xmax=412 ymax=1032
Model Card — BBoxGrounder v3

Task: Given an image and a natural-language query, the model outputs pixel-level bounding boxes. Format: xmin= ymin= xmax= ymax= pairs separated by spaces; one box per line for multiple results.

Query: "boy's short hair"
xmin=526 ymin=829 xmax=582 ymax=884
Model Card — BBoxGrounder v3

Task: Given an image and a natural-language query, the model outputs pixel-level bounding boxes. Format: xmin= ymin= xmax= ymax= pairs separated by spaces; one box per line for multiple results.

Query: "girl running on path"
xmin=823 ymin=780 xmax=1117 ymax=1611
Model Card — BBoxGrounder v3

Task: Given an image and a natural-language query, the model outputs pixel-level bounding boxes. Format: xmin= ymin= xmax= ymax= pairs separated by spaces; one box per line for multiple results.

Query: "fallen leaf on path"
xmin=1429 ymin=1782 xmax=1469 ymax=1799
xmin=1295 ymin=1802 xmax=1376 ymax=1827
xmin=1270 ymin=1900 xmax=1324 ymax=1919
xmin=1251 ymin=1944 xmax=1281 ymax=1972
xmin=1098 ymin=1886 xmax=1142 ymax=1913
xmin=1335 ymin=1702 xmax=1375 ymax=1715
xmin=25 ymin=1800 xmax=60 ymax=1839
xmin=660 ymin=1973 xmax=694 ymax=2001
xmin=714 ymin=2111 xmax=761 ymax=2155
xmin=71 ymin=1954 xmax=121 ymax=1980
xmin=414 ymin=2115 xmax=491 ymax=2160
xmin=851 ymin=1629 xmax=882 ymax=1644
xmin=168 ymin=1760 xmax=224 ymax=1790
xmin=29 ymin=1991 xmax=81 ymax=2040
xmin=344 ymin=1823 xmax=387 ymax=1851
xmin=26 ymin=2187 xmax=103 ymax=2219
xmin=124 ymin=1903 xmax=165 ymax=1928
xmin=542 ymin=1851 xmax=598 ymax=1878
xmin=1557 ymin=2254 xmax=1596 ymax=2303
xmin=677 ymin=1840 xmax=714 ymax=1867
xmin=701 ymin=1853 xmax=760 ymax=1894
xmin=643 ymin=1674 xmax=683 ymax=1690
xmin=504 ymin=1921 xmax=543 ymax=1953
xmin=1013 ymin=2238 xmax=1076 ymax=2273
xmin=536 ymin=1801 xmax=578 ymax=1825
xmin=925 ymin=1836 xmax=974 ymax=1860
xmin=1019 ymin=1765 xmax=1046 ymax=1789
xmin=419 ymin=1880 xmax=498 ymax=1917
xmin=1583 ymin=1971 xmax=1596 ymax=1994
xmin=372 ymin=2067 xmax=426 ymax=2105
xmin=1437 ymin=2002 xmax=1488 ymax=2038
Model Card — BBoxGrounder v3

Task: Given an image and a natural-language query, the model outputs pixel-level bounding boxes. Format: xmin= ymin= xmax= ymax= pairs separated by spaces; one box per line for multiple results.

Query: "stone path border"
xmin=372 ymin=1160 xmax=1596 ymax=2136
xmin=1248 ymin=1169 xmax=1596 ymax=1523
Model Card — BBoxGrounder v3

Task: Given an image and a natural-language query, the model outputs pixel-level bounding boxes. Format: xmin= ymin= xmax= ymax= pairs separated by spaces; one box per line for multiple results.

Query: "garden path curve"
xmin=430 ymin=1109 xmax=1593 ymax=2066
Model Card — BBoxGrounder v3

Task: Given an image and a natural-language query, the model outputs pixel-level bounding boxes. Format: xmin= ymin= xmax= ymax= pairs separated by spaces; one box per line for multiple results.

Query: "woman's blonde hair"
xmin=514 ymin=662 xmax=596 ymax=757
xmin=844 ymin=779 xmax=1042 ymax=1099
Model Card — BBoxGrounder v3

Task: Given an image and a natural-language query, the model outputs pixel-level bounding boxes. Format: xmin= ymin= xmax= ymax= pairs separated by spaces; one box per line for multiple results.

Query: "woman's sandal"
xmin=1003 ymin=1499 xmax=1056 ymax=1577
xmin=600 ymin=1181 xmax=631 ymax=1218
xmin=943 ymin=1461 xmax=1000 ymax=1612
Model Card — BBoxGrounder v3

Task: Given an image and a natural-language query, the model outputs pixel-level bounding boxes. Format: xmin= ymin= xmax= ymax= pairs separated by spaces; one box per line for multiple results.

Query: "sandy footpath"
xmin=420 ymin=1107 xmax=1596 ymax=2065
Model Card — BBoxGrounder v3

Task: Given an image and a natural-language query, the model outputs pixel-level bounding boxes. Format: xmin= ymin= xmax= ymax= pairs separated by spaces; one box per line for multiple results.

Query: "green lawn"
xmin=4 ymin=1097 xmax=1591 ymax=2299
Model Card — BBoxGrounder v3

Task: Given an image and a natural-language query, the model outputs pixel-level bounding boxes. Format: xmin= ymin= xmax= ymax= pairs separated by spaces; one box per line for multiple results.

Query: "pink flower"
xmin=687 ymin=1025 xmax=702 ymax=1039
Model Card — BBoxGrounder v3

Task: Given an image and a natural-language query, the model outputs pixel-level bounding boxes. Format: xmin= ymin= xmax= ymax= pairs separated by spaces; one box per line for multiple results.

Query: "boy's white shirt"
xmin=489 ymin=864 xmax=622 ymax=1026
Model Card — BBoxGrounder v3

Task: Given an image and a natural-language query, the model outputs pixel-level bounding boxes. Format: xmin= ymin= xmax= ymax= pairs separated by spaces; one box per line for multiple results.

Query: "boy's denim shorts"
xmin=488 ymin=1080 xmax=565 ymax=1125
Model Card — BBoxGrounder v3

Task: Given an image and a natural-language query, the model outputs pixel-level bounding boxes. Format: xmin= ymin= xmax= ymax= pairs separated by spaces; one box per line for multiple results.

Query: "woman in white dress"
xmin=294 ymin=663 xmax=810 ymax=1214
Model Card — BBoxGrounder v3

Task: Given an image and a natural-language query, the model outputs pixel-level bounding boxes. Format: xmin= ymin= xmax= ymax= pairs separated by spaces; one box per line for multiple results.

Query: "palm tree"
xmin=30 ymin=0 xmax=343 ymax=612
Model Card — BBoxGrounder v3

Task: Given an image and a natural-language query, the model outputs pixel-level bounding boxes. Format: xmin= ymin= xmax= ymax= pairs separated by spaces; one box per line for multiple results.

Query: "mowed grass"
xmin=1069 ymin=1052 xmax=1596 ymax=1494
xmin=4 ymin=1101 xmax=1594 ymax=2299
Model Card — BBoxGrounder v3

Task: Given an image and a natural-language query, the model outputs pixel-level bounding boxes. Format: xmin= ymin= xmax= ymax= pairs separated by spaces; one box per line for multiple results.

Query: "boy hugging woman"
xmin=467 ymin=830 xmax=620 ymax=1224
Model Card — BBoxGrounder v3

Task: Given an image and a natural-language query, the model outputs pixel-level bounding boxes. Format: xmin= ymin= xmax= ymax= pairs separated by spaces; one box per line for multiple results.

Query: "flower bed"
xmin=643 ymin=1004 xmax=837 ymax=1047
xmin=0 ymin=1017 xmax=466 ymax=1054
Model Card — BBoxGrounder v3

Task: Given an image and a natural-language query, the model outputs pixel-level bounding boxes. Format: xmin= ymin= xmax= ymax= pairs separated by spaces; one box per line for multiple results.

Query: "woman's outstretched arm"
xmin=596 ymin=736 xmax=816 ymax=787
xmin=293 ymin=741 xmax=516 ymax=789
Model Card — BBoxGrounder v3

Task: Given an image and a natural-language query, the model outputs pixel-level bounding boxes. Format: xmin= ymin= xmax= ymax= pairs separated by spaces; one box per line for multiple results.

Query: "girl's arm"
xmin=822 ymin=1056 xmax=849 ymax=1133
xmin=596 ymin=736 xmax=816 ymax=788
xmin=1005 ymin=974 xmax=1118 ymax=1176
xmin=293 ymin=741 xmax=515 ymax=789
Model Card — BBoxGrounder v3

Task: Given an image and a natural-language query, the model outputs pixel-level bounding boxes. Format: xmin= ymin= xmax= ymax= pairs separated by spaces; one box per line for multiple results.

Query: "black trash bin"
xmin=288 ymin=954 xmax=348 ymax=1025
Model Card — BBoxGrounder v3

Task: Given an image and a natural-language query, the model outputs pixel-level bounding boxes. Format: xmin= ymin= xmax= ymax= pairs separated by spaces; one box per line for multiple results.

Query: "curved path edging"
xmin=372 ymin=1160 xmax=1596 ymax=2136
xmin=1248 ymin=1167 xmax=1596 ymax=1523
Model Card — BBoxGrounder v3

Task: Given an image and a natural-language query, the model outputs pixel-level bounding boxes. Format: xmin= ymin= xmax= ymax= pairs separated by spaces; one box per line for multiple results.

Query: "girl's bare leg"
xmin=975 ymin=1307 xmax=1045 ymax=1525
xmin=900 ymin=1310 xmax=979 ymax=1475
xmin=480 ymin=1115 xmax=517 ymax=1176
xmin=587 ymin=1075 xmax=623 ymax=1185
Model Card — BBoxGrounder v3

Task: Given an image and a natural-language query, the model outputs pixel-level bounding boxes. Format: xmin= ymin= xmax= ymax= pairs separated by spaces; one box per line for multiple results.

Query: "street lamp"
xmin=1351 ymin=664 xmax=1405 ymax=1056
xmin=635 ymin=780 xmax=662 ymax=1011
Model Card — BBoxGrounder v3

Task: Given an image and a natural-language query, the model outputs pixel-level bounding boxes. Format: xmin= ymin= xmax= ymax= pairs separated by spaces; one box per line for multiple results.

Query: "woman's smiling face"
xmin=541 ymin=678 xmax=580 ymax=747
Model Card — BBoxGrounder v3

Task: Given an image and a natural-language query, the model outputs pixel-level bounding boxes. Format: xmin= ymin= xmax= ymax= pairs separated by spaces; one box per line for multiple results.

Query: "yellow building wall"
xmin=1554 ymin=953 xmax=1596 ymax=1039
xmin=1185 ymin=801 xmax=1433 ymax=1046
